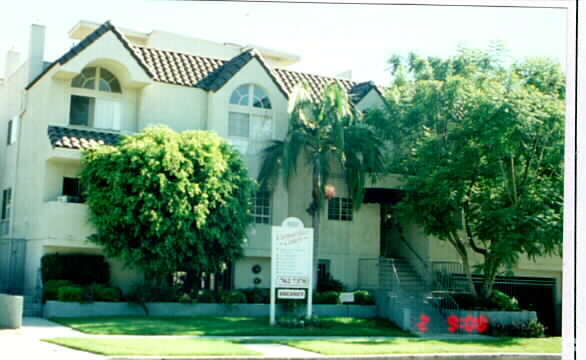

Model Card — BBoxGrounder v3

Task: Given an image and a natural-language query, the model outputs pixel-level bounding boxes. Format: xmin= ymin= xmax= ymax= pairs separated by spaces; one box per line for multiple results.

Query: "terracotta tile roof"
xmin=27 ymin=20 xmax=384 ymax=104
xmin=131 ymin=45 xmax=225 ymax=87
xmin=134 ymin=44 xmax=370 ymax=102
xmin=48 ymin=126 xmax=120 ymax=150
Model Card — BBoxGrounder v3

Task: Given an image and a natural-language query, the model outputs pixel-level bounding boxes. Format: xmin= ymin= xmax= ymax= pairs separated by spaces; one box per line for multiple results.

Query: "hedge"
xmin=41 ymin=253 xmax=110 ymax=285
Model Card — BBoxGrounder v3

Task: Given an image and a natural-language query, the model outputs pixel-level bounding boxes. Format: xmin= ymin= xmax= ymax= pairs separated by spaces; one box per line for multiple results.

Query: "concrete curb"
xmin=107 ymin=354 xmax=560 ymax=360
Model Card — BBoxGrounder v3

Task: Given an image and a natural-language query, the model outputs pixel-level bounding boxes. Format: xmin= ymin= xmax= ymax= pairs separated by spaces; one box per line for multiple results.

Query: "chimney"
xmin=4 ymin=49 xmax=20 ymax=79
xmin=27 ymin=24 xmax=46 ymax=84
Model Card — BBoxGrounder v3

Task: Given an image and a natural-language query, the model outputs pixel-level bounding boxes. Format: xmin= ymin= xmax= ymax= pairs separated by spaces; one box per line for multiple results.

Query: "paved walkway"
xmin=0 ymin=317 xmax=322 ymax=358
xmin=0 ymin=318 xmax=101 ymax=360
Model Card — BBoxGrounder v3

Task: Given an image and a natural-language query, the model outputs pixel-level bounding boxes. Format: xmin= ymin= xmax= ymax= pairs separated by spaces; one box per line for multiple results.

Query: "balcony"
xmin=36 ymin=201 xmax=97 ymax=248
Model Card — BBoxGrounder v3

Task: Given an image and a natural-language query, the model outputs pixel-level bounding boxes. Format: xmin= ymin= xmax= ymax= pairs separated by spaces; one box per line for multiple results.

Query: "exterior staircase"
xmin=377 ymin=257 xmax=459 ymax=335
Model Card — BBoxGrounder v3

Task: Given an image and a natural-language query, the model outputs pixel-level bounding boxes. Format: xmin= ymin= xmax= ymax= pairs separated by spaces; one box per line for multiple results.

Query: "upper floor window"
xmin=69 ymin=67 xmax=121 ymax=131
xmin=6 ymin=116 xmax=18 ymax=145
xmin=230 ymin=84 xmax=271 ymax=109
xmin=61 ymin=177 xmax=84 ymax=203
xmin=252 ymin=191 xmax=271 ymax=224
xmin=1 ymin=188 xmax=12 ymax=235
xmin=72 ymin=67 xmax=121 ymax=93
xmin=328 ymin=197 xmax=353 ymax=221
xmin=228 ymin=85 xmax=273 ymax=154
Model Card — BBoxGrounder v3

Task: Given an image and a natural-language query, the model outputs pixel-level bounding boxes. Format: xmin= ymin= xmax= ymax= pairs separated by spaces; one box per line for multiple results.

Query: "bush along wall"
xmin=41 ymin=254 xmax=120 ymax=303
xmin=41 ymin=254 xmax=110 ymax=285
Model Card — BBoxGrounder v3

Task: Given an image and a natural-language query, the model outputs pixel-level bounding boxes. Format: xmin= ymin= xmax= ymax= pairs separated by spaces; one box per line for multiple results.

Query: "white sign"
xmin=339 ymin=292 xmax=355 ymax=303
xmin=270 ymin=217 xmax=314 ymax=325
xmin=278 ymin=289 xmax=306 ymax=299
xmin=273 ymin=220 xmax=313 ymax=288
xmin=276 ymin=275 xmax=309 ymax=288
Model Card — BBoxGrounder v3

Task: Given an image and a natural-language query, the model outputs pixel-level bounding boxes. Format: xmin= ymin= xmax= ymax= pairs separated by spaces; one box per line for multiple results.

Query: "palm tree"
xmin=258 ymin=82 xmax=386 ymax=288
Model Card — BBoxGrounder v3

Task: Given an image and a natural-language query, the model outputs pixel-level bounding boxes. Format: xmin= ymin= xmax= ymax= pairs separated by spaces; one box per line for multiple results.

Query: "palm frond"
xmin=258 ymin=140 xmax=286 ymax=191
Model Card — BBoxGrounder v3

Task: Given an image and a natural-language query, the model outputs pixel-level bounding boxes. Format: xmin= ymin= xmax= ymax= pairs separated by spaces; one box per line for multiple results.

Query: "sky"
xmin=0 ymin=1 xmax=567 ymax=85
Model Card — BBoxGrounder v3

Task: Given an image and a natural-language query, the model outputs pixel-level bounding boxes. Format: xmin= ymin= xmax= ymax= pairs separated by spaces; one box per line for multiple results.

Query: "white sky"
xmin=0 ymin=1 xmax=567 ymax=85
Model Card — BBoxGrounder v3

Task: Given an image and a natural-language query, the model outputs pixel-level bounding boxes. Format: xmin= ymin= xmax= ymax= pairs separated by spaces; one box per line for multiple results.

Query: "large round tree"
xmin=80 ymin=126 xmax=255 ymax=282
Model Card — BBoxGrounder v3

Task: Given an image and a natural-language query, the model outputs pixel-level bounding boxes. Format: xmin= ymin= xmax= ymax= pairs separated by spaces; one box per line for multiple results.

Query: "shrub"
xmin=41 ymin=254 xmax=110 ymax=285
xmin=57 ymin=286 xmax=83 ymax=302
xmin=220 ymin=290 xmax=247 ymax=305
xmin=452 ymin=290 xmax=520 ymax=311
xmin=279 ymin=298 xmax=305 ymax=313
xmin=488 ymin=320 xmax=546 ymax=338
xmin=241 ymin=287 xmax=270 ymax=304
xmin=196 ymin=289 xmax=218 ymax=303
xmin=490 ymin=290 xmax=520 ymax=311
xmin=317 ymin=273 xmax=344 ymax=292
xmin=178 ymin=293 xmax=193 ymax=304
xmin=353 ymin=290 xmax=375 ymax=305
xmin=95 ymin=286 xmax=122 ymax=302
xmin=127 ymin=282 xmax=178 ymax=303
xmin=43 ymin=280 xmax=73 ymax=301
xmin=314 ymin=291 xmax=340 ymax=304
xmin=277 ymin=315 xmax=322 ymax=329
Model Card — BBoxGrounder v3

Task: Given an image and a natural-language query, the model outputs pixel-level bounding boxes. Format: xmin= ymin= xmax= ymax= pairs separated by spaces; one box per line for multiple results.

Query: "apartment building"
xmin=0 ymin=21 xmax=562 ymax=333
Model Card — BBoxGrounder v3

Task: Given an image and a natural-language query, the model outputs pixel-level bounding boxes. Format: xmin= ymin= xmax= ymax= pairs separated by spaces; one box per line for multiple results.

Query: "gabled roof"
xmin=28 ymin=21 xmax=384 ymax=104
xmin=26 ymin=21 xmax=153 ymax=90
xmin=195 ymin=49 xmax=289 ymax=99
xmin=48 ymin=126 xmax=120 ymax=150
xmin=349 ymin=81 xmax=385 ymax=103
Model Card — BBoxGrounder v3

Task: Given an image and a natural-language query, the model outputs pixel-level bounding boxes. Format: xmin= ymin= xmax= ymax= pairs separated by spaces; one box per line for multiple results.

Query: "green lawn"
xmin=51 ymin=316 xmax=412 ymax=337
xmin=283 ymin=337 xmax=561 ymax=355
xmin=43 ymin=338 xmax=259 ymax=356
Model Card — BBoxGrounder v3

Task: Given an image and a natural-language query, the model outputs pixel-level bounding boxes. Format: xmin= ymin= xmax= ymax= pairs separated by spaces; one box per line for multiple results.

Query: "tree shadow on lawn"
xmin=52 ymin=316 xmax=410 ymax=336
xmin=322 ymin=337 xmax=526 ymax=347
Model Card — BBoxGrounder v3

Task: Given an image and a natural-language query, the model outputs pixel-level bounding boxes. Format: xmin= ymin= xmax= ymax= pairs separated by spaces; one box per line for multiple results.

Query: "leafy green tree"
xmin=376 ymin=49 xmax=564 ymax=299
xmin=80 ymin=127 xmax=255 ymax=283
xmin=258 ymin=83 xmax=385 ymax=286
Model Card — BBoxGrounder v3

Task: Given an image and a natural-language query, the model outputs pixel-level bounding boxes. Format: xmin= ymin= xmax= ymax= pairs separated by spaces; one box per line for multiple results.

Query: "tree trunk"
xmin=448 ymin=233 xmax=478 ymax=298
xmin=480 ymin=256 xmax=499 ymax=300
xmin=311 ymin=161 xmax=322 ymax=291
xmin=460 ymin=252 xmax=478 ymax=298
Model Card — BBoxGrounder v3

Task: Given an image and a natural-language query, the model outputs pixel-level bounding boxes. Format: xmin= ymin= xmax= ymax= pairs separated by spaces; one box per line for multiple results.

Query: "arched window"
xmin=71 ymin=67 xmax=121 ymax=93
xmin=228 ymin=85 xmax=273 ymax=154
xmin=229 ymin=84 xmax=271 ymax=109
xmin=69 ymin=67 xmax=122 ymax=130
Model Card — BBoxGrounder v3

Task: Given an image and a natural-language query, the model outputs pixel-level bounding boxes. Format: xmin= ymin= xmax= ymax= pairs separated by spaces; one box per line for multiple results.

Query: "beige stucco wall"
xmin=233 ymin=256 xmax=271 ymax=289
xmin=137 ymin=83 xmax=207 ymax=132
xmin=356 ymin=89 xmax=385 ymax=111
xmin=0 ymin=62 xmax=27 ymax=239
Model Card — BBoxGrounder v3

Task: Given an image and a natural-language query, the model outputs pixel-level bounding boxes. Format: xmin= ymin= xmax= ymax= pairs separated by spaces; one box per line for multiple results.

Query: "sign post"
xmin=270 ymin=217 xmax=313 ymax=325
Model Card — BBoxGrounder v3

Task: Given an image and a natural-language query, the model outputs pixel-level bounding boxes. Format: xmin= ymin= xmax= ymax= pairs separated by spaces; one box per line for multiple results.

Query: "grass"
xmin=282 ymin=337 xmax=562 ymax=355
xmin=51 ymin=316 xmax=412 ymax=336
xmin=43 ymin=338 xmax=260 ymax=356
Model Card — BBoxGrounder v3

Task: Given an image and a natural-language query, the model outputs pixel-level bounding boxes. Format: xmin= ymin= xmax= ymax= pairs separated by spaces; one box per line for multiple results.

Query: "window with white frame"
xmin=1 ymin=188 xmax=12 ymax=235
xmin=6 ymin=116 xmax=18 ymax=145
xmin=69 ymin=67 xmax=122 ymax=131
xmin=328 ymin=197 xmax=353 ymax=221
xmin=228 ymin=84 xmax=273 ymax=154
xmin=252 ymin=191 xmax=271 ymax=224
